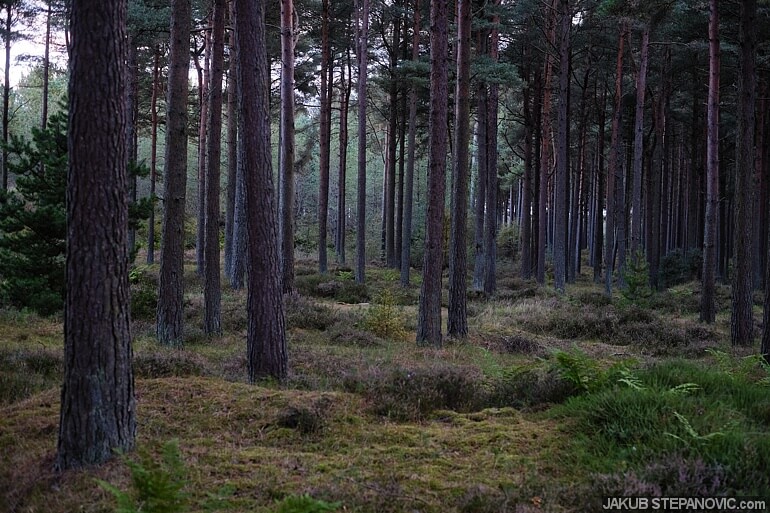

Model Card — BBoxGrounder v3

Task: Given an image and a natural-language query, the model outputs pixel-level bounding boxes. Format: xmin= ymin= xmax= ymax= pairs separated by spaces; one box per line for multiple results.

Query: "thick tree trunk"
xmin=279 ymin=0 xmax=296 ymax=294
xmin=355 ymin=0 xmax=370 ymax=284
xmin=233 ymin=0 xmax=288 ymax=381
xmin=400 ymin=0 xmax=419 ymax=286
xmin=448 ymin=0 xmax=471 ymax=338
xmin=203 ymin=0 xmax=226 ymax=336
xmin=416 ymin=0 xmax=448 ymax=347
xmin=318 ymin=0 xmax=331 ymax=274
xmin=157 ymin=0 xmax=191 ymax=346
xmin=57 ymin=0 xmax=135 ymax=470
xmin=732 ymin=0 xmax=757 ymax=347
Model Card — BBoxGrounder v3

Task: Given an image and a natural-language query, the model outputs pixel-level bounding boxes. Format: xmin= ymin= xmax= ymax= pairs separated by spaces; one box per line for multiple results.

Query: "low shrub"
xmin=284 ymin=295 xmax=337 ymax=331
xmin=360 ymin=289 xmax=408 ymax=340
xmin=130 ymin=265 xmax=158 ymax=320
xmin=133 ymin=350 xmax=208 ymax=378
xmin=659 ymin=248 xmax=702 ymax=289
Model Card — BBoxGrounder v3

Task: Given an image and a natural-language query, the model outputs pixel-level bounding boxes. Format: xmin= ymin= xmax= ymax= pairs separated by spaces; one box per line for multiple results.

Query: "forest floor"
xmin=2 ymin=257 xmax=770 ymax=513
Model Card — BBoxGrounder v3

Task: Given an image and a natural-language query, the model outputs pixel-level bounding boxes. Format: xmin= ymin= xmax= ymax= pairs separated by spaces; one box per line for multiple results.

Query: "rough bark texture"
xmin=604 ymin=22 xmax=626 ymax=297
xmin=318 ymin=0 xmax=331 ymax=274
xmin=279 ymin=0 xmax=296 ymax=294
xmin=553 ymin=0 xmax=570 ymax=293
xmin=203 ymin=0 xmax=226 ymax=336
xmin=157 ymin=0 xmax=191 ymax=346
xmin=355 ymin=0 xmax=370 ymax=284
xmin=447 ymin=0 xmax=471 ymax=338
xmin=630 ymin=25 xmax=649 ymax=256
xmin=400 ymin=0 xmax=419 ymax=287
xmin=416 ymin=0 xmax=448 ymax=347
xmin=732 ymin=0 xmax=756 ymax=346
xmin=57 ymin=0 xmax=135 ymax=470
xmin=195 ymin=29 xmax=210 ymax=277
xmin=701 ymin=0 xmax=720 ymax=324
xmin=233 ymin=0 xmax=288 ymax=381
xmin=224 ymin=25 xmax=237 ymax=278
xmin=483 ymin=3 xmax=500 ymax=297
xmin=519 ymin=44 xmax=533 ymax=281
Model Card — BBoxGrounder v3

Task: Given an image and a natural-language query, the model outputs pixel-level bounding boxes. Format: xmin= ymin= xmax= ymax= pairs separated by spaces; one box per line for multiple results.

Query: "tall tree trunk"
xmin=538 ymin=0 xmax=556 ymax=285
xmin=57 ymin=0 xmax=135 ymax=470
xmin=224 ymin=27 xmax=237 ymax=277
xmin=448 ymin=0 xmax=471 ymax=338
xmin=472 ymin=81 xmax=488 ymax=291
xmin=147 ymin=46 xmax=160 ymax=264
xmin=483 ymin=2 xmax=501 ymax=296
xmin=233 ymin=0 xmax=288 ymax=381
xmin=400 ymin=0 xmax=419 ymax=286
xmin=553 ymin=0 xmax=570 ymax=293
xmin=355 ymin=0 xmax=370 ymax=284
xmin=337 ymin=44 xmax=352 ymax=265
xmin=41 ymin=2 xmax=51 ymax=129
xmin=203 ymin=0 xmax=226 ymax=336
xmin=534 ymin=67 xmax=545 ymax=284
xmin=318 ymin=0 xmax=331 ymax=274
xmin=519 ymin=44 xmax=533 ymax=280
xmin=126 ymin=40 xmax=138 ymax=258
xmin=593 ymin=82 xmax=606 ymax=283
xmin=195 ymin=27 xmax=211 ymax=276
xmin=279 ymin=0 xmax=296 ymax=293
xmin=385 ymin=8 xmax=401 ymax=268
xmin=732 ymin=0 xmax=757 ymax=347
xmin=416 ymin=0 xmax=448 ymax=347
xmin=157 ymin=0 xmax=191 ymax=346
xmin=1 ymin=5 xmax=10 ymax=192
xmin=630 ymin=24 xmax=650 ymax=258
xmin=605 ymin=21 xmax=626 ymax=296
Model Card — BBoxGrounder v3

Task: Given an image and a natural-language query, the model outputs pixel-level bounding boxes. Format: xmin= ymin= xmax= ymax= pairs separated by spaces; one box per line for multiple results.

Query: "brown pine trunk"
xmin=416 ymin=0 xmax=448 ymax=347
xmin=483 ymin=2 xmax=501 ymax=296
xmin=732 ymin=0 xmax=757 ymax=347
xmin=224 ymin=23 xmax=237 ymax=277
xmin=630 ymin=24 xmax=649 ymax=257
xmin=318 ymin=0 xmax=331 ymax=274
xmin=147 ymin=45 xmax=160 ymax=265
xmin=337 ymin=43 xmax=352 ymax=265
xmin=400 ymin=0 xmax=419 ymax=286
xmin=279 ymin=0 xmax=296 ymax=294
xmin=385 ymin=7 xmax=401 ymax=268
xmin=157 ymin=0 xmax=192 ymax=346
xmin=233 ymin=0 xmax=288 ymax=381
xmin=195 ymin=26 xmax=211 ymax=276
xmin=472 ymin=81 xmax=488 ymax=291
xmin=57 ymin=0 xmax=135 ymax=470
xmin=593 ymin=83 xmax=606 ymax=283
xmin=448 ymin=0 xmax=471 ymax=338
xmin=355 ymin=0 xmax=370 ymax=284
xmin=553 ymin=0 xmax=570 ymax=292
xmin=203 ymin=0 xmax=226 ymax=336
xmin=520 ymin=44 xmax=533 ymax=280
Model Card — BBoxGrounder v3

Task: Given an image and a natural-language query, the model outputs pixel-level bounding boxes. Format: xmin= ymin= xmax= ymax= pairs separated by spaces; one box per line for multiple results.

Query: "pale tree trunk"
xmin=233 ymin=0 xmax=288 ymax=381
xmin=355 ymin=0 xmax=370 ymax=284
xmin=448 ymin=0 xmax=471 ymax=338
xmin=57 ymin=0 xmax=135 ymax=470
xmin=605 ymin=21 xmax=626 ymax=297
xmin=157 ymin=0 xmax=191 ymax=346
xmin=203 ymin=0 xmax=226 ymax=336
xmin=318 ymin=0 xmax=331 ymax=273
xmin=279 ymin=0 xmax=296 ymax=293
xmin=732 ymin=0 xmax=757 ymax=347
xmin=400 ymin=0 xmax=419 ymax=286
xmin=416 ymin=0 xmax=448 ymax=347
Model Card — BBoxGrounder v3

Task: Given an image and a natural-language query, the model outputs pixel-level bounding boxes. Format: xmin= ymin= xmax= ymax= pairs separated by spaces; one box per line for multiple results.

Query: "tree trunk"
xmin=416 ymin=0 xmax=448 ymax=347
xmin=605 ymin=21 xmax=626 ymax=296
xmin=337 ymin=44 xmax=352 ymax=265
xmin=224 ymin=25 xmax=237 ymax=277
xmin=448 ymin=0 xmax=471 ymax=338
xmin=385 ymin=8 xmax=401 ymax=269
xmin=147 ymin=46 xmax=160 ymax=265
xmin=57 ymin=0 xmax=135 ymax=470
xmin=1 ymin=6 xmax=10 ymax=192
xmin=355 ymin=0 xmax=370 ymax=284
xmin=318 ymin=0 xmax=331 ymax=274
xmin=593 ymin=83 xmax=606 ymax=283
xmin=732 ymin=0 xmax=757 ymax=347
xmin=279 ymin=0 xmax=296 ymax=294
xmin=553 ymin=0 xmax=570 ymax=293
xmin=233 ymin=0 xmax=288 ymax=381
xmin=400 ymin=0 xmax=419 ymax=286
xmin=195 ymin=27 xmax=210 ymax=276
xmin=203 ymin=0 xmax=226 ymax=336
xmin=41 ymin=2 xmax=51 ymax=129
xmin=472 ymin=81 xmax=488 ymax=291
xmin=483 ymin=3 xmax=501 ymax=296
xmin=519 ymin=44 xmax=533 ymax=280
xmin=157 ymin=0 xmax=191 ymax=346
xmin=126 ymin=40 xmax=138 ymax=258
xmin=630 ymin=24 xmax=649 ymax=259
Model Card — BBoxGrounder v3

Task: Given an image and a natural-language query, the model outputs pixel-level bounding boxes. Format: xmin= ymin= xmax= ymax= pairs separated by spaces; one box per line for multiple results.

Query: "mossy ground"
xmin=1 ymin=257 xmax=768 ymax=512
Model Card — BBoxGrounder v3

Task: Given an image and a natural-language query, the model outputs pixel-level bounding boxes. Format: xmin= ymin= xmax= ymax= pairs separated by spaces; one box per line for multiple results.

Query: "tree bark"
xmin=195 ymin=26 xmax=211 ymax=276
xmin=147 ymin=46 xmax=160 ymax=265
xmin=233 ymin=0 xmax=288 ymax=381
xmin=630 ymin=24 xmax=649 ymax=259
xmin=385 ymin=7 xmax=401 ymax=269
xmin=519 ymin=42 xmax=533 ymax=281
xmin=416 ymin=0 xmax=448 ymax=347
xmin=732 ymin=0 xmax=757 ymax=347
xmin=355 ymin=0 xmax=370 ymax=284
xmin=553 ymin=0 xmax=570 ymax=293
xmin=279 ymin=0 xmax=296 ymax=293
xmin=448 ymin=0 xmax=471 ymax=338
xmin=483 ymin=2 xmax=500 ymax=296
xmin=337 ymin=43 xmax=352 ymax=265
xmin=203 ymin=0 xmax=226 ymax=336
xmin=400 ymin=0 xmax=419 ymax=286
xmin=318 ymin=0 xmax=331 ymax=274
xmin=157 ymin=0 xmax=191 ymax=346
xmin=57 ymin=0 xmax=135 ymax=470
